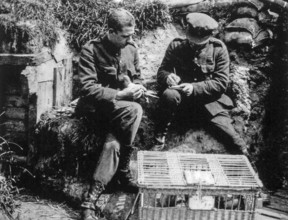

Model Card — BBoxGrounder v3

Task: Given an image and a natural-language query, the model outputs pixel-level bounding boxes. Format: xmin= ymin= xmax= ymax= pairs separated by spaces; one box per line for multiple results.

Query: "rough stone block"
xmin=4 ymin=107 xmax=26 ymax=120
xmin=5 ymin=96 xmax=28 ymax=108
xmin=4 ymin=120 xmax=26 ymax=133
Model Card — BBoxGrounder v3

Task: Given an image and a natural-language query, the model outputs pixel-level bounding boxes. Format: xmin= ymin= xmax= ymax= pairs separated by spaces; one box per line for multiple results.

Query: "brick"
xmin=4 ymin=120 xmax=26 ymax=133
xmin=4 ymin=108 xmax=26 ymax=120
xmin=5 ymin=96 xmax=28 ymax=107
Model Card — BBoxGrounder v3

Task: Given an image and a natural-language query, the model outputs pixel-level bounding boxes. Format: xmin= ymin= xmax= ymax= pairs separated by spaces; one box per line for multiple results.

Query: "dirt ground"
xmin=0 ymin=196 xmax=79 ymax=220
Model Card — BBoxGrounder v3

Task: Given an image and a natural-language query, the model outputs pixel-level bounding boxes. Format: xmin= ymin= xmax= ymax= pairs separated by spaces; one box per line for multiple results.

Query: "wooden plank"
xmin=37 ymin=81 xmax=53 ymax=120
xmin=0 ymin=51 xmax=53 ymax=66
xmin=266 ymin=194 xmax=288 ymax=214
xmin=63 ymin=58 xmax=73 ymax=104
xmin=256 ymin=208 xmax=288 ymax=219
xmin=53 ymin=67 xmax=59 ymax=107
xmin=0 ymin=54 xmax=34 ymax=66
xmin=53 ymin=58 xmax=73 ymax=108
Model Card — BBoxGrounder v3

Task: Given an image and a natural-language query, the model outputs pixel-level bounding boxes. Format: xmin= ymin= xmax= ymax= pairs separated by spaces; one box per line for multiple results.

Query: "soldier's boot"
xmin=151 ymin=133 xmax=166 ymax=151
xmin=81 ymin=181 xmax=105 ymax=220
xmin=82 ymin=209 xmax=98 ymax=220
xmin=150 ymin=120 xmax=171 ymax=151
xmin=115 ymin=147 xmax=138 ymax=193
xmin=240 ymin=145 xmax=250 ymax=157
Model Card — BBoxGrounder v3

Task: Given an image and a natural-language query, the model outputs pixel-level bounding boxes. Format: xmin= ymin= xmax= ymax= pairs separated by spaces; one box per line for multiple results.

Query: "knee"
xmin=161 ymin=88 xmax=181 ymax=106
xmin=103 ymin=139 xmax=120 ymax=153
xmin=127 ymin=102 xmax=143 ymax=120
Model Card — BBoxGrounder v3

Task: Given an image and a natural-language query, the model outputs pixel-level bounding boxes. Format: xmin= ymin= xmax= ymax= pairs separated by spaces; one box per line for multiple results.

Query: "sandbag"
xmin=253 ymin=29 xmax=273 ymax=47
xmin=224 ymin=29 xmax=272 ymax=48
xmin=225 ymin=18 xmax=261 ymax=38
xmin=234 ymin=6 xmax=258 ymax=18
xmin=224 ymin=31 xmax=254 ymax=46
xmin=224 ymin=18 xmax=273 ymax=47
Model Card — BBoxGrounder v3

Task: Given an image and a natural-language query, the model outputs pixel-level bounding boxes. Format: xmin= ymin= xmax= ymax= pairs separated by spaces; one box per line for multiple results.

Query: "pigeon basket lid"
xmin=137 ymin=151 xmax=263 ymax=189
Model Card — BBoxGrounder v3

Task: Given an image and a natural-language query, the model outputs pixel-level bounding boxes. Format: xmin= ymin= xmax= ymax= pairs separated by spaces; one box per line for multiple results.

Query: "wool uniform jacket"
xmin=157 ymin=37 xmax=234 ymax=116
xmin=78 ymin=35 xmax=142 ymax=105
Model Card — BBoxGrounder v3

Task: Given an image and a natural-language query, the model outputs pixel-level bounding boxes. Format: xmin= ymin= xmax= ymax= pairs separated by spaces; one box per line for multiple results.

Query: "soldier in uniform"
xmin=77 ymin=8 xmax=146 ymax=220
xmin=152 ymin=13 xmax=249 ymax=156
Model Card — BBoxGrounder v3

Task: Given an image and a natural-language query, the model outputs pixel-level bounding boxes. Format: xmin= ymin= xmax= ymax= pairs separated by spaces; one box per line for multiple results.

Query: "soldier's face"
xmin=110 ymin=25 xmax=135 ymax=48
xmin=186 ymin=28 xmax=210 ymax=50
xmin=187 ymin=35 xmax=209 ymax=50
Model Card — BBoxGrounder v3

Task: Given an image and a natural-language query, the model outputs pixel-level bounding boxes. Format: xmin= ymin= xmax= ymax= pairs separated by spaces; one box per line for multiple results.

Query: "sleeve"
xmin=157 ymin=41 xmax=178 ymax=87
xmin=132 ymin=49 xmax=142 ymax=85
xmin=191 ymin=45 xmax=230 ymax=99
xmin=78 ymin=44 xmax=118 ymax=102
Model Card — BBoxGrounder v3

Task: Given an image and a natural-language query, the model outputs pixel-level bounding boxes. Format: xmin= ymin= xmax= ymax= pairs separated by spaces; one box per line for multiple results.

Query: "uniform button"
xmin=194 ymin=78 xmax=197 ymax=81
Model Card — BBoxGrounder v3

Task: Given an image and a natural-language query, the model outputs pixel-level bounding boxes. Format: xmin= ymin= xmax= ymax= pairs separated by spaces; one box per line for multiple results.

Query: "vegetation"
xmin=0 ymin=112 xmax=21 ymax=218
xmin=0 ymin=0 xmax=59 ymax=50
xmin=0 ymin=177 xmax=18 ymax=219
xmin=53 ymin=0 xmax=171 ymax=50
xmin=0 ymin=0 xmax=171 ymax=52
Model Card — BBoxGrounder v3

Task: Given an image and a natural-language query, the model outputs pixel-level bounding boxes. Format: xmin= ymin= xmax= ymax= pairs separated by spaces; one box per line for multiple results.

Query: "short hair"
xmin=108 ymin=8 xmax=135 ymax=32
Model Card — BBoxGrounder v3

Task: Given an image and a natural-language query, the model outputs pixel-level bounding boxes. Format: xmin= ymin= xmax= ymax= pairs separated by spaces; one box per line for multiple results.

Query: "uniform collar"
xmin=102 ymin=35 xmax=121 ymax=56
xmin=184 ymin=39 xmax=209 ymax=55
xmin=185 ymin=39 xmax=209 ymax=56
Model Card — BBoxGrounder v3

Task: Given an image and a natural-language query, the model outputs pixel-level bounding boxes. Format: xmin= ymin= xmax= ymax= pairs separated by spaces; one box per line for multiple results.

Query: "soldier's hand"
xmin=178 ymin=83 xmax=194 ymax=96
xmin=167 ymin=73 xmax=181 ymax=87
xmin=116 ymin=83 xmax=146 ymax=100
xmin=128 ymin=83 xmax=147 ymax=99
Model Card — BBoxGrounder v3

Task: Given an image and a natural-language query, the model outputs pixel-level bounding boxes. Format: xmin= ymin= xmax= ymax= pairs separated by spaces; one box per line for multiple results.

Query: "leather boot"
xmin=82 ymin=208 xmax=98 ymax=220
xmin=116 ymin=147 xmax=138 ymax=193
xmin=81 ymin=181 xmax=105 ymax=220
xmin=150 ymin=102 xmax=174 ymax=151
xmin=150 ymin=119 xmax=171 ymax=151
xmin=150 ymin=132 xmax=166 ymax=151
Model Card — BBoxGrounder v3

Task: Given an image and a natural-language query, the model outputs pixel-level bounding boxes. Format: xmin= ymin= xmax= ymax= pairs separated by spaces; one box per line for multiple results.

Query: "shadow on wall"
xmin=0 ymin=65 xmax=30 ymax=152
xmin=258 ymin=21 xmax=288 ymax=190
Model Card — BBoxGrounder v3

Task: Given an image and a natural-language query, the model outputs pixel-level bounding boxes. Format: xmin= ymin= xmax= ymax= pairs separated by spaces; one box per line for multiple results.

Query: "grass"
xmin=0 ymin=118 xmax=20 ymax=218
xmin=54 ymin=0 xmax=171 ymax=51
xmin=0 ymin=0 xmax=59 ymax=50
xmin=0 ymin=0 xmax=171 ymax=52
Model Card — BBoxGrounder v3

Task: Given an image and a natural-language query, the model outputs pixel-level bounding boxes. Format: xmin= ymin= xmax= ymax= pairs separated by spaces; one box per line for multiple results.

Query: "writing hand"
xmin=167 ymin=73 xmax=181 ymax=87
xmin=171 ymin=83 xmax=193 ymax=96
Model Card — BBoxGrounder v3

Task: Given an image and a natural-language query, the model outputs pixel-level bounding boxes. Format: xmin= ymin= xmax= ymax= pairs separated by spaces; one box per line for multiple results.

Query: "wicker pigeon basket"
xmin=137 ymin=151 xmax=263 ymax=220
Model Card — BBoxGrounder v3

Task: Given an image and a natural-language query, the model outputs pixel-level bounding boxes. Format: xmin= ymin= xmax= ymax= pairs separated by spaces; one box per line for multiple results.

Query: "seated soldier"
xmin=152 ymin=12 xmax=249 ymax=156
xmin=77 ymin=8 xmax=146 ymax=220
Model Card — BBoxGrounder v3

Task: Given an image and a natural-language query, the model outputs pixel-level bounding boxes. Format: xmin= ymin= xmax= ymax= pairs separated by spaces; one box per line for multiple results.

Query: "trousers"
xmin=80 ymin=100 xmax=143 ymax=185
xmin=156 ymin=88 xmax=246 ymax=152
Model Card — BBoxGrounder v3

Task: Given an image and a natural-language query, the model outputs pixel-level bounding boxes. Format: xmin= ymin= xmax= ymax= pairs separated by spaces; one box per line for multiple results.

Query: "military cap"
xmin=186 ymin=13 xmax=219 ymax=44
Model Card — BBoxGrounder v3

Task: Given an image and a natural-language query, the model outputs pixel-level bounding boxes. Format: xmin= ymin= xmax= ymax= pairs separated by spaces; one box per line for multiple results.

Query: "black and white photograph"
xmin=0 ymin=0 xmax=287 ymax=219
